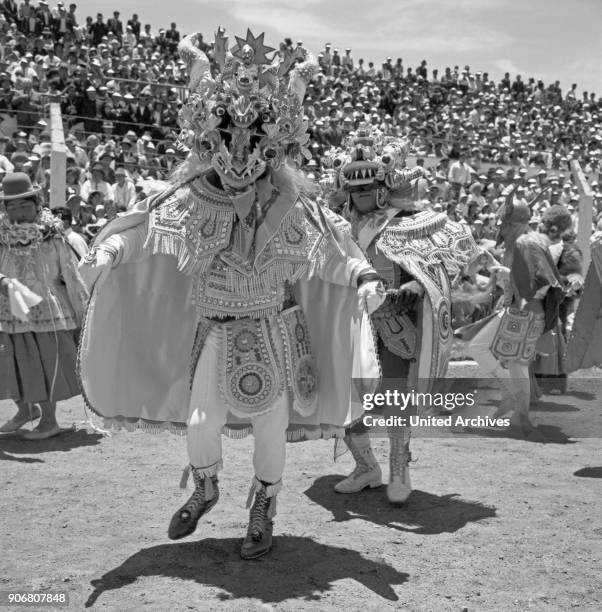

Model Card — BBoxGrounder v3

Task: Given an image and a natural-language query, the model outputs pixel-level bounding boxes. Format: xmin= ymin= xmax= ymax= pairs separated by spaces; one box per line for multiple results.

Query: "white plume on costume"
xmin=178 ymin=33 xmax=215 ymax=97
xmin=287 ymin=51 xmax=319 ymax=104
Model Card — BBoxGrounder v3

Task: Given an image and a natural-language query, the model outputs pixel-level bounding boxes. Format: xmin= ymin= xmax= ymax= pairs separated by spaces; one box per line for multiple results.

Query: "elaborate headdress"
xmin=319 ymin=125 xmax=424 ymax=213
xmin=177 ymin=29 xmax=318 ymax=191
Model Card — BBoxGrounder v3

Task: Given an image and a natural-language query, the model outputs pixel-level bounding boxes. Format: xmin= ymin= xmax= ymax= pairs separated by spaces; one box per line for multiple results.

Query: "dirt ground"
xmin=1 ymin=363 xmax=601 ymax=612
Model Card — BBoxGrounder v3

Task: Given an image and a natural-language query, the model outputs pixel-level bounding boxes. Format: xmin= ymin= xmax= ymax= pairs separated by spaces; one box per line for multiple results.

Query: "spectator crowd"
xmin=0 ymin=1 xmax=600 ymax=245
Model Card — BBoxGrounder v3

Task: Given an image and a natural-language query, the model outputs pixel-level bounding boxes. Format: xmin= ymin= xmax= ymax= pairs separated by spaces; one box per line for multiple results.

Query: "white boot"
xmin=387 ymin=429 xmax=412 ymax=504
xmin=334 ymin=433 xmax=382 ymax=493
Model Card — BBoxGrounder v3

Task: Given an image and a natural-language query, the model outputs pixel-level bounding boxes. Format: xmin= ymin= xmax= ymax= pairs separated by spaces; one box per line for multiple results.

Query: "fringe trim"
xmin=190 ymin=460 xmax=222 ymax=481
xmin=223 ymin=258 xmax=308 ymax=297
xmin=377 ymin=214 xmax=478 ymax=277
xmin=100 ymin=417 xmax=188 ymax=435
xmin=80 ymin=416 xmax=349 ymax=445
xmin=145 ymin=224 xmax=190 ymax=272
xmin=221 ymin=424 xmax=348 ymax=443
xmin=146 ymin=184 xmax=234 ymax=276
xmin=193 ymin=302 xmax=288 ymax=320
xmin=179 ymin=465 xmax=191 ymax=489
xmin=246 ymin=476 xmax=283 ymax=508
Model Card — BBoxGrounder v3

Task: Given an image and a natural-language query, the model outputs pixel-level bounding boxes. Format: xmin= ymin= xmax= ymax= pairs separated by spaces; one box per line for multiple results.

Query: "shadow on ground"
xmin=531 ymin=400 xmax=581 ymax=413
xmin=0 ymin=429 xmax=103 ymax=462
xmin=85 ymin=536 xmax=409 ymax=607
xmin=460 ymin=424 xmax=576 ymax=444
xmin=305 ymin=476 xmax=496 ymax=535
xmin=573 ymin=467 xmax=602 ymax=478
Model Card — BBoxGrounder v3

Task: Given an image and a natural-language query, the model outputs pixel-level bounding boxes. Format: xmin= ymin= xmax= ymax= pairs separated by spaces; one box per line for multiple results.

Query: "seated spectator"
xmin=53 ymin=205 xmax=88 ymax=258
xmin=80 ymin=163 xmax=110 ymax=202
xmin=111 ymin=166 xmax=136 ymax=211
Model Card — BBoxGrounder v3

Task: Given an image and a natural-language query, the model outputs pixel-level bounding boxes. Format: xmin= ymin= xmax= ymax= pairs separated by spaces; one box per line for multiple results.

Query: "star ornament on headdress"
xmin=232 ymin=29 xmax=275 ymax=66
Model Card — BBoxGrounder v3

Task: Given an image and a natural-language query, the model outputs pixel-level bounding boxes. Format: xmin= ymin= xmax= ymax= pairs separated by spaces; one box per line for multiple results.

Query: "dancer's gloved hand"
xmin=395 ymin=280 xmax=424 ymax=309
xmin=79 ymin=247 xmax=115 ymax=292
xmin=357 ymin=280 xmax=386 ymax=315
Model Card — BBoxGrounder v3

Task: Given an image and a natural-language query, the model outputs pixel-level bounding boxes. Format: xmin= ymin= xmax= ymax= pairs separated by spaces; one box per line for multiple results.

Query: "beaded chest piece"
xmin=146 ymin=173 xmax=324 ymax=319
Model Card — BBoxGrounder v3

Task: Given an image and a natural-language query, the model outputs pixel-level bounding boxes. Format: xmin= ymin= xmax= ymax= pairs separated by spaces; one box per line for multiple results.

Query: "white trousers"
xmin=186 ymin=325 xmax=289 ymax=485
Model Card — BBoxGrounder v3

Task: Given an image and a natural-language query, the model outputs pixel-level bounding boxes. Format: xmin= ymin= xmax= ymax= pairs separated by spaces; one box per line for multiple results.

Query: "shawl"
xmin=355 ymin=209 xmax=478 ymax=387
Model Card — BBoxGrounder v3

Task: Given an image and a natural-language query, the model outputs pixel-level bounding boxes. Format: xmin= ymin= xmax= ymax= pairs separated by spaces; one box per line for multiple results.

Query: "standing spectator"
xmin=0 ymin=173 xmax=88 ymax=438
xmin=138 ymin=23 xmax=152 ymax=43
xmin=331 ymin=48 xmax=341 ymax=69
xmin=341 ymin=48 xmax=353 ymax=72
xmin=107 ymin=11 xmax=122 ymax=38
xmin=19 ymin=1 xmax=37 ymax=35
xmin=53 ymin=2 xmax=70 ymax=36
xmin=165 ymin=22 xmax=179 ymax=52
xmin=3 ymin=0 xmax=18 ymax=21
xmin=36 ymin=1 xmax=53 ymax=34
xmin=126 ymin=13 xmax=140 ymax=40
xmin=78 ymin=85 xmax=100 ymax=133
xmin=89 ymin=12 xmax=107 ymax=46
xmin=448 ymin=154 xmax=473 ymax=197
xmin=123 ymin=23 xmax=135 ymax=46
xmin=67 ymin=2 xmax=77 ymax=28
xmin=321 ymin=42 xmax=332 ymax=74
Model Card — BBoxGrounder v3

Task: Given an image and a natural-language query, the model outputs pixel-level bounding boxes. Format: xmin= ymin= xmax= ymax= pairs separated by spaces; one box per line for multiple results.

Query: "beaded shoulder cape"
xmin=357 ymin=209 xmax=478 ymax=277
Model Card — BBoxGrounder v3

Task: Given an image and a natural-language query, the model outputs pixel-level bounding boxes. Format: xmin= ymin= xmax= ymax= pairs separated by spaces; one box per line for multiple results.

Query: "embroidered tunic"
xmin=109 ymin=174 xmax=367 ymax=320
xmin=97 ymin=172 xmax=372 ymax=417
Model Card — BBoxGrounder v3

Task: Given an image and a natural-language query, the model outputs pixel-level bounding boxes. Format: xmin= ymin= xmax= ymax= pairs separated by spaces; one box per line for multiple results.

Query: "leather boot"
xmin=387 ymin=428 xmax=412 ymax=504
xmin=240 ymin=479 xmax=277 ymax=560
xmin=168 ymin=466 xmax=219 ymax=540
xmin=334 ymin=433 xmax=382 ymax=493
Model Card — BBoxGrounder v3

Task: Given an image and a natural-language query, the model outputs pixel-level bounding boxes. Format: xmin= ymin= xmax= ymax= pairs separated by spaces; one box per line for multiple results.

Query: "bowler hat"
xmin=0 ymin=172 xmax=41 ymax=201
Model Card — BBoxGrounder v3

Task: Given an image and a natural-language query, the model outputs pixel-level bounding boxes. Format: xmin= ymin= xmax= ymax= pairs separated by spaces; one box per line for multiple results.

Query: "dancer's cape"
xmin=356 ymin=209 xmax=478 ymax=387
xmin=77 ymin=179 xmax=380 ymax=439
xmin=565 ymin=234 xmax=602 ymax=371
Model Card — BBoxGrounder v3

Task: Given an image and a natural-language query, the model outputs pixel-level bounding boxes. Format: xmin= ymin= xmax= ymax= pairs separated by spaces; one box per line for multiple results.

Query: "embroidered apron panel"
xmin=277 ymin=306 xmax=318 ymax=416
xmin=371 ymin=297 xmax=418 ymax=360
xmin=490 ymin=308 xmax=546 ymax=365
xmin=219 ymin=318 xmax=283 ymax=416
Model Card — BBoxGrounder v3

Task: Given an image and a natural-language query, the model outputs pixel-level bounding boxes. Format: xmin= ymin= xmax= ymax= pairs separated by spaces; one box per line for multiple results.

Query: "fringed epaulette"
xmin=385 ymin=210 xmax=448 ymax=240
xmin=146 ymin=177 xmax=235 ymax=275
xmin=376 ymin=211 xmax=478 ymax=276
